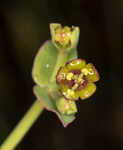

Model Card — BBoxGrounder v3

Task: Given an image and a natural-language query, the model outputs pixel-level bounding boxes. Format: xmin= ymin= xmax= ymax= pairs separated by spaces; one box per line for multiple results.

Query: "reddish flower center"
xmin=71 ymin=69 xmax=81 ymax=75
xmin=66 ymin=69 xmax=88 ymax=91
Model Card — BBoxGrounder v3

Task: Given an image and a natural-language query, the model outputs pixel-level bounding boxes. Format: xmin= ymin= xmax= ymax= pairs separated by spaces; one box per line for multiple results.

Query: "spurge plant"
xmin=0 ymin=23 xmax=100 ymax=150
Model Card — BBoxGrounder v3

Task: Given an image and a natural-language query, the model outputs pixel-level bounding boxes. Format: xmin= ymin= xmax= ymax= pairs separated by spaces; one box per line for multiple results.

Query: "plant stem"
xmin=50 ymin=50 xmax=67 ymax=82
xmin=0 ymin=100 xmax=44 ymax=150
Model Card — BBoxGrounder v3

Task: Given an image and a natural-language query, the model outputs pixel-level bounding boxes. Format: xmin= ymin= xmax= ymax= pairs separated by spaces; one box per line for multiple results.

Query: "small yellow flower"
xmin=56 ymin=59 xmax=100 ymax=100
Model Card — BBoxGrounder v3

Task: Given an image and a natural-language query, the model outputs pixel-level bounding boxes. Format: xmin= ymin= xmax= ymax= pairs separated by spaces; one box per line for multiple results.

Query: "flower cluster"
xmin=50 ymin=24 xmax=79 ymax=50
xmin=56 ymin=59 xmax=100 ymax=101
xmin=54 ymin=26 xmax=72 ymax=49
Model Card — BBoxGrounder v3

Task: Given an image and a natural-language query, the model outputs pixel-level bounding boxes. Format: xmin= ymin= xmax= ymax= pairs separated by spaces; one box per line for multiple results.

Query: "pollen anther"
xmin=77 ymin=73 xmax=83 ymax=83
xmin=66 ymin=73 xmax=74 ymax=80
xmin=72 ymin=83 xmax=79 ymax=90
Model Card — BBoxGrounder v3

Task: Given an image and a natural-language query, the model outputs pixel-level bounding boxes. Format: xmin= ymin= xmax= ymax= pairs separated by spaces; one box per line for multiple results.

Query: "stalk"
xmin=0 ymin=100 xmax=44 ymax=150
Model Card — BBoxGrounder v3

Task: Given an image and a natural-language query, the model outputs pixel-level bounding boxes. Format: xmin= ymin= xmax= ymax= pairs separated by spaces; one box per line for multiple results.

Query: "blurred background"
xmin=0 ymin=0 xmax=123 ymax=149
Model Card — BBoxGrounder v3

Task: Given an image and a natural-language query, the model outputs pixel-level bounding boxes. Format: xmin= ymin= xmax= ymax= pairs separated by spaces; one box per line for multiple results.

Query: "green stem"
xmin=0 ymin=100 xmax=44 ymax=150
xmin=50 ymin=50 xmax=67 ymax=82
xmin=0 ymin=42 xmax=68 ymax=150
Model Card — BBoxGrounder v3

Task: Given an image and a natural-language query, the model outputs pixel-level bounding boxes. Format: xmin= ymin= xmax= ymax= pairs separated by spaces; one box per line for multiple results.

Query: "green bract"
xmin=33 ymin=86 xmax=75 ymax=127
xmin=50 ymin=23 xmax=79 ymax=51
xmin=32 ymin=23 xmax=100 ymax=127
xmin=32 ymin=24 xmax=79 ymax=127
xmin=56 ymin=59 xmax=100 ymax=100
xmin=32 ymin=41 xmax=77 ymax=87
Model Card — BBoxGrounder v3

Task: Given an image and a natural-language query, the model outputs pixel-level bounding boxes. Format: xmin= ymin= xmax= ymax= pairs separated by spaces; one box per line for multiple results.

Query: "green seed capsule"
xmin=56 ymin=97 xmax=77 ymax=115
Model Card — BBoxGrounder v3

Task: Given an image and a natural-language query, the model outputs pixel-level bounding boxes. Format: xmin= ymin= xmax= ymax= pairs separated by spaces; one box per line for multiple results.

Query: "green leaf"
xmin=32 ymin=40 xmax=77 ymax=87
xmin=33 ymin=85 xmax=75 ymax=127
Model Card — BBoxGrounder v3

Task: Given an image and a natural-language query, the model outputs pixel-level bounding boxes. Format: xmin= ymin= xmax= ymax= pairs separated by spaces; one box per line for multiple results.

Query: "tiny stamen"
xmin=77 ymin=73 xmax=83 ymax=83
xmin=66 ymin=73 xmax=74 ymax=80
xmin=72 ymin=83 xmax=79 ymax=90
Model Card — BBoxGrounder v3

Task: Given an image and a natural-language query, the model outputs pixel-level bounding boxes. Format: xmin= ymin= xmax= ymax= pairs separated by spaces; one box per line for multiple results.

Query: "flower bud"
xmin=56 ymin=97 xmax=77 ymax=115
xmin=50 ymin=23 xmax=80 ymax=51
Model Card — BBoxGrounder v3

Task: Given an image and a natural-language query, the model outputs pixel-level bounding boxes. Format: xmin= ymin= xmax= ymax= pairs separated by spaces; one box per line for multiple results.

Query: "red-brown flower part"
xmin=56 ymin=59 xmax=100 ymax=100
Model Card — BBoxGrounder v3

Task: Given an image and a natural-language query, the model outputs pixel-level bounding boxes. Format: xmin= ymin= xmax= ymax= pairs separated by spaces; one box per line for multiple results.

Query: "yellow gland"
xmin=67 ymin=89 xmax=75 ymax=97
xmin=66 ymin=72 xmax=74 ymax=80
xmin=88 ymin=68 xmax=94 ymax=75
xmin=81 ymin=68 xmax=88 ymax=75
